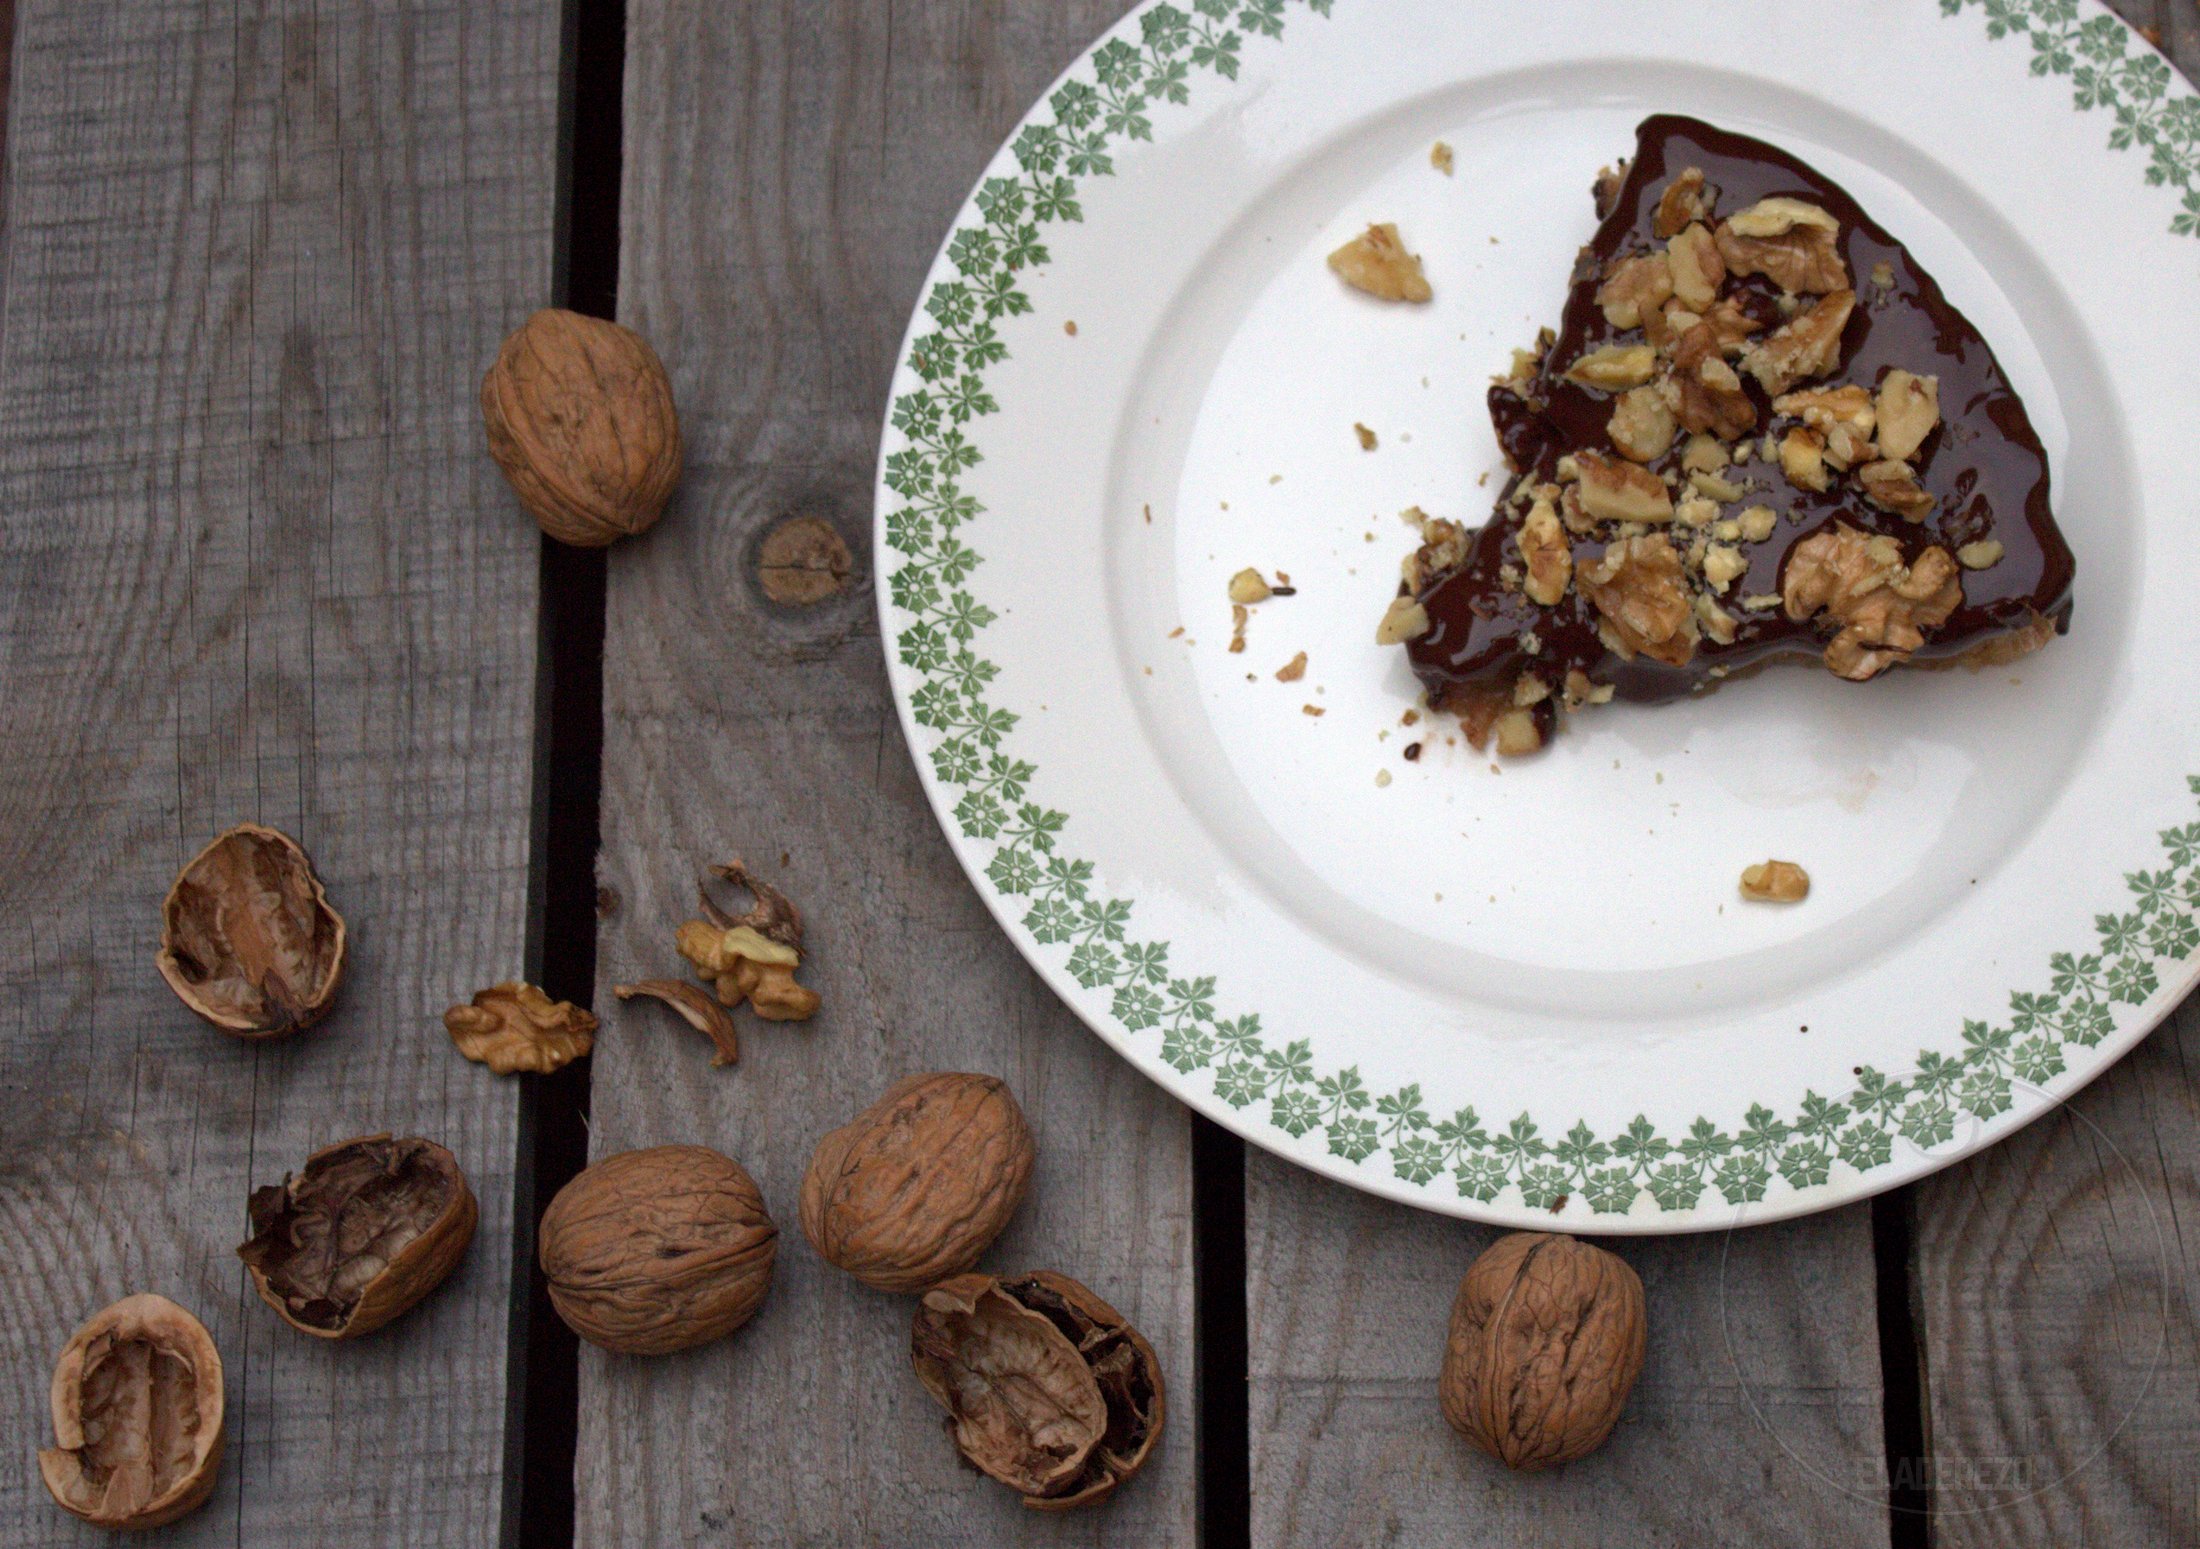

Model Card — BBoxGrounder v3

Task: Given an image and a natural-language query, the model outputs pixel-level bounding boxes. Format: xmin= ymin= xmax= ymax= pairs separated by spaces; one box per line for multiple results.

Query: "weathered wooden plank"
xmin=0 ymin=2 xmax=561 ymax=1544
xmin=1246 ymin=1155 xmax=1888 ymax=1546
xmin=1901 ymin=14 xmax=2200 ymax=1547
xmin=580 ymin=3 xmax=1197 ymax=1546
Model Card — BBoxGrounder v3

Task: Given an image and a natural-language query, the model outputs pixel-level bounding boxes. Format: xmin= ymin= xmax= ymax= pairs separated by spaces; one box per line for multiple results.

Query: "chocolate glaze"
xmin=1406 ymin=115 xmax=2074 ymax=723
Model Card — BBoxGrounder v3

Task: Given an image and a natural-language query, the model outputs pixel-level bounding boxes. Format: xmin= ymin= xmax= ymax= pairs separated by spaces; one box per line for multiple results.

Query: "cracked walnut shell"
xmin=912 ymin=1271 xmax=1165 ymax=1510
xmin=481 ymin=308 xmax=682 ymax=547
xmin=676 ymin=860 xmax=820 ymax=1022
xmin=157 ymin=823 xmax=346 ymax=1039
xmin=39 ymin=1294 xmax=224 ymax=1532
xmin=238 ymin=1135 xmax=478 ymax=1339
xmin=1439 ymin=1232 xmax=1646 ymax=1471
xmin=801 ymin=1072 xmax=1034 ymax=1294
xmin=539 ymin=1145 xmax=777 ymax=1355
xmin=445 ymin=982 xmax=597 ymax=1074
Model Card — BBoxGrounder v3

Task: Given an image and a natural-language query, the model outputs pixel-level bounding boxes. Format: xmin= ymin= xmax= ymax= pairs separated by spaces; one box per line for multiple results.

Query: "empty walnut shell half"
xmin=38 ymin=1293 xmax=224 ymax=1531
xmin=481 ymin=308 xmax=682 ymax=547
xmin=156 ymin=823 xmax=346 ymax=1038
xmin=801 ymin=1071 xmax=1034 ymax=1294
xmin=1439 ymin=1231 xmax=1646 ymax=1471
xmin=445 ymin=981 xmax=597 ymax=1074
xmin=912 ymin=1271 xmax=1165 ymax=1510
xmin=538 ymin=1145 xmax=777 ymax=1355
xmin=237 ymin=1134 xmax=478 ymax=1339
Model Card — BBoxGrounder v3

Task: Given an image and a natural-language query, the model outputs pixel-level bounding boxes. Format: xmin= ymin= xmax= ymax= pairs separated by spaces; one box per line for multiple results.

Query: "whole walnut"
xmin=481 ymin=308 xmax=681 ymax=547
xmin=1439 ymin=1232 xmax=1646 ymax=1470
xmin=39 ymin=1294 xmax=225 ymax=1531
xmin=539 ymin=1145 xmax=777 ymax=1354
xmin=800 ymin=1072 xmax=1034 ymax=1293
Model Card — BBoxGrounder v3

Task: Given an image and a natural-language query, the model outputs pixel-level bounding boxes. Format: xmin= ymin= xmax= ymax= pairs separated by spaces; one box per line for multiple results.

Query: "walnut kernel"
xmin=1327 ymin=223 xmax=1432 ymax=302
xmin=1740 ymin=860 xmax=1811 ymax=902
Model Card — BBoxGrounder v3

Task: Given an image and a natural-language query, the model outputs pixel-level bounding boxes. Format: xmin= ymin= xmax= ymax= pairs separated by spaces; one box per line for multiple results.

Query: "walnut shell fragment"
xmin=538 ymin=1145 xmax=777 ymax=1355
xmin=444 ymin=982 xmax=597 ymax=1074
xmin=912 ymin=1271 xmax=1166 ymax=1510
xmin=1439 ymin=1232 xmax=1646 ymax=1471
xmin=614 ymin=978 xmax=740 ymax=1065
xmin=237 ymin=1135 xmax=478 ymax=1339
xmin=156 ymin=823 xmax=346 ymax=1039
xmin=801 ymin=1072 xmax=1034 ymax=1294
xmin=675 ymin=859 xmax=820 ymax=1022
xmin=481 ymin=308 xmax=682 ymax=547
xmin=38 ymin=1293 xmax=224 ymax=1531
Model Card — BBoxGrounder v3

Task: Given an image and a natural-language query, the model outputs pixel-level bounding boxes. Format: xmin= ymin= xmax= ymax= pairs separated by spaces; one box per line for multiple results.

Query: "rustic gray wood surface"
xmin=0 ymin=1 xmax=561 ymax=1545
xmin=578 ymin=3 xmax=1197 ymax=1546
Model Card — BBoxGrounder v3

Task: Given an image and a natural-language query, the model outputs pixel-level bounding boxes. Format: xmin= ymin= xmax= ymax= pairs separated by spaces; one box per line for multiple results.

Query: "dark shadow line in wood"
xmin=1873 ymin=1187 xmax=1932 ymax=1547
xmin=1194 ymin=1114 xmax=1253 ymax=1548
xmin=506 ymin=1 xmax=628 ymax=1545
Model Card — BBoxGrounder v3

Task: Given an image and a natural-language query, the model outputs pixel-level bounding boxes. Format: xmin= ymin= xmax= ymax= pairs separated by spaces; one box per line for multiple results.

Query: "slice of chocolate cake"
xmin=1379 ymin=114 xmax=2074 ymax=756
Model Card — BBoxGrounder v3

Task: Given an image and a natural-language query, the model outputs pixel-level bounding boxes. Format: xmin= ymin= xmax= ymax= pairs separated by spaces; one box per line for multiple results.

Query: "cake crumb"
xmin=1355 ymin=422 xmax=1379 ymax=451
xmin=1375 ymin=769 xmax=1393 ymax=788
xmin=1167 ymin=626 xmax=1184 ymax=639
xmin=1302 ymin=704 xmax=1325 ymax=717
xmin=1064 ymin=319 xmax=1078 ymax=336
xmin=1275 ymin=651 xmax=1308 ymax=682
xmin=1430 ymin=141 xmax=1454 ymax=175
xmin=1143 ymin=503 xmax=1152 ymax=524
xmin=1402 ymin=709 xmax=1420 ymax=726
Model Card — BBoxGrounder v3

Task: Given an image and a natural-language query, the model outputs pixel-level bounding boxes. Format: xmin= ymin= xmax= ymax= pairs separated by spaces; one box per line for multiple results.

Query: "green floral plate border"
xmin=877 ymin=0 xmax=2197 ymax=1223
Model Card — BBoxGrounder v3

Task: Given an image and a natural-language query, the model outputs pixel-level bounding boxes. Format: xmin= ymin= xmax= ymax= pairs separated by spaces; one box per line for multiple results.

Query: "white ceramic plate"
xmin=876 ymin=0 xmax=2200 ymax=1230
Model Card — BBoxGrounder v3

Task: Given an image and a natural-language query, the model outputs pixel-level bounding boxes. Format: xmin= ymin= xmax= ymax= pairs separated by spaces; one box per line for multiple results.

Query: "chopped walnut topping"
xmin=1653 ymin=167 xmax=1717 ymax=239
xmin=1776 ymin=383 xmax=1877 ymax=470
xmin=1957 ymin=539 xmax=2005 ymax=570
xmin=1608 ymin=385 xmax=1678 ymax=462
xmin=1492 ymin=709 xmax=1543 ymax=757
xmin=1579 ymin=534 xmax=1699 ymax=666
xmin=1716 ymin=219 xmax=1849 ymax=296
xmin=1562 ymin=669 xmax=1616 ymax=707
xmin=1228 ymin=568 xmax=1274 ymax=604
xmin=1327 ymin=223 xmax=1432 ymax=303
xmin=1376 ymin=594 xmax=1431 ymax=645
xmin=1702 ymin=543 xmax=1748 ymax=593
xmin=1229 ymin=603 xmax=1249 ymax=653
xmin=1430 ymin=141 xmax=1455 ymax=175
xmin=1573 ymin=450 xmax=1674 ymax=523
xmin=1512 ymin=674 xmax=1552 ymax=707
xmin=1740 ymin=591 xmax=1783 ymax=611
xmin=1743 ymin=290 xmax=1855 ymax=395
xmin=1276 ymin=651 xmax=1308 ymax=681
xmin=1740 ymin=860 xmax=1811 ymax=903
xmin=1738 ymin=505 xmax=1778 ymax=543
xmin=1565 ymin=343 xmax=1658 ymax=391
xmin=1680 ymin=434 xmax=1730 ymax=474
xmin=1674 ymin=494 xmax=1719 ymax=528
xmin=1666 ymin=222 xmax=1726 ymax=311
xmin=1874 ymin=369 xmax=1941 ymax=461
xmin=1857 ymin=458 xmax=1936 ymax=522
xmin=1689 ymin=469 xmax=1748 ymax=502
xmin=1596 ymin=254 xmax=1675 ymax=329
xmin=1665 ymin=323 xmax=1756 ymax=439
xmin=1701 ymin=296 xmax=1768 ymax=354
xmin=1403 ymin=517 xmax=1469 ymax=590
xmin=1518 ymin=497 xmax=1573 ymax=605
xmin=1727 ymin=197 xmax=1839 ymax=238
xmin=1696 ymin=592 xmax=1739 ymax=644
xmin=1783 ymin=524 xmax=1963 ymax=680
xmin=1779 ymin=427 xmax=1831 ymax=492
xmin=1870 ymin=260 xmax=1896 ymax=291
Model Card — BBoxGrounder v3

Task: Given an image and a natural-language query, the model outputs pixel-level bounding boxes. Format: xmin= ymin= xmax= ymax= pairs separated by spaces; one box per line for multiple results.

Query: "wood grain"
xmin=579 ymin=3 xmax=1197 ymax=1546
xmin=0 ymin=2 xmax=560 ymax=1544
xmin=1247 ymin=1157 xmax=1889 ymax=1546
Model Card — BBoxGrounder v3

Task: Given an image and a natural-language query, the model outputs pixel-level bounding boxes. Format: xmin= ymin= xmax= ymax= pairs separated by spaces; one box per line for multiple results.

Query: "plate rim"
xmin=873 ymin=0 xmax=2200 ymax=1231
